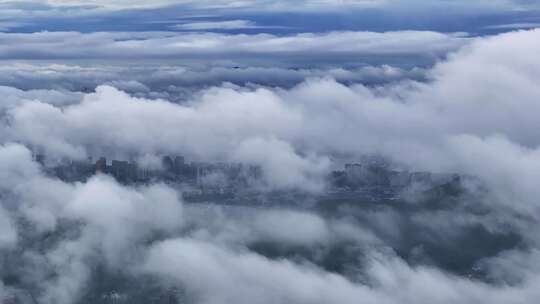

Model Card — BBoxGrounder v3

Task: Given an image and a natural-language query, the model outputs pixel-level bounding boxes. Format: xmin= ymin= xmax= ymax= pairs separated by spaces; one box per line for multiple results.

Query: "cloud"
xmin=0 ymin=143 xmax=184 ymax=304
xmin=0 ymin=205 xmax=16 ymax=250
xmin=484 ymin=23 xmax=540 ymax=30
xmin=0 ymin=0 xmax=538 ymax=36
xmin=232 ymin=137 xmax=330 ymax=192
xmin=141 ymin=237 xmax=381 ymax=304
xmin=1 ymin=30 xmax=539 ymax=195
xmin=0 ymin=63 xmax=429 ymax=99
xmin=1 ymin=27 xmax=540 ymax=304
xmin=0 ymin=30 xmax=469 ymax=61
xmin=141 ymin=236 xmax=540 ymax=304
xmin=251 ymin=209 xmax=331 ymax=246
xmin=0 ymin=21 xmax=27 ymax=31
xmin=1 ymin=29 xmax=539 ymax=198
xmin=0 ymin=0 xmax=386 ymax=12
xmin=172 ymin=20 xmax=265 ymax=30
xmin=3 ymin=0 xmax=539 ymax=12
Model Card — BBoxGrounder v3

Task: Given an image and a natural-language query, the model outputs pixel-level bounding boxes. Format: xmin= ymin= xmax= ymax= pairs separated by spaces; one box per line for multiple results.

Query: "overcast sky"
xmin=1 ymin=0 xmax=539 ymax=34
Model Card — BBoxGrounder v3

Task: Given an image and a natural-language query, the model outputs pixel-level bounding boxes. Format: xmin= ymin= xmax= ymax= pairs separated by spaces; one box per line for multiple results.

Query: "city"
xmin=33 ymin=152 xmax=465 ymax=204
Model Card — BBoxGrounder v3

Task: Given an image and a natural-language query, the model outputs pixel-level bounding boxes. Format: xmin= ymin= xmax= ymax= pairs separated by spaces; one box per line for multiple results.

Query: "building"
xmin=95 ymin=157 xmax=107 ymax=173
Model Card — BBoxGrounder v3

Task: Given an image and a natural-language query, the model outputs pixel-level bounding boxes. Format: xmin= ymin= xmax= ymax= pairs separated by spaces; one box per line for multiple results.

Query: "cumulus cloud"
xmin=141 ymin=237 xmax=382 ymax=304
xmin=0 ymin=143 xmax=184 ymax=304
xmin=0 ymin=30 xmax=538 ymax=195
xmin=2 ymin=30 xmax=538 ymax=193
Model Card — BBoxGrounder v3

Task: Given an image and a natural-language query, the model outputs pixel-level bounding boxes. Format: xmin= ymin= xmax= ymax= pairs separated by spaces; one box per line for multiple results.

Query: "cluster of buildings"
xmin=34 ymin=154 xmax=262 ymax=192
xmin=332 ymin=160 xmax=460 ymax=190
xmin=33 ymin=152 xmax=463 ymax=201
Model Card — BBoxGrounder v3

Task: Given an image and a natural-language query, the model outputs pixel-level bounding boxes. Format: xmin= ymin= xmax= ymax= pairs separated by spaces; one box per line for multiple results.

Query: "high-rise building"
xmin=173 ymin=156 xmax=185 ymax=173
xmin=162 ymin=156 xmax=174 ymax=172
xmin=95 ymin=157 xmax=107 ymax=173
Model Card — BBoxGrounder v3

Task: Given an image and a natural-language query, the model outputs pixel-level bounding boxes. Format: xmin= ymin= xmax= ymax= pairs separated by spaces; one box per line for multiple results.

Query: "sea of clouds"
xmin=0 ymin=29 xmax=539 ymax=303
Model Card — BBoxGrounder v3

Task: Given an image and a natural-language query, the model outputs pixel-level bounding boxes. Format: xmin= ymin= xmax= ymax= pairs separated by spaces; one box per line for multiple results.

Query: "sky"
xmin=1 ymin=1 xmax=540 ymax=304
xmin=1 ymin=0 xmax=540 ymax=34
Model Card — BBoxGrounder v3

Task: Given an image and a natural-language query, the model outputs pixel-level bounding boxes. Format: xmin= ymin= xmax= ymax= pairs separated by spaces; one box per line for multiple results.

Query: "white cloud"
xmin=3 ymin=29 xmax=540 ymax=199
xmin=142 ymin=237 xmax=383 ymax=304
xmin=0 ymin=0 xmax=385 ymax=11
xmin=252 ymin=209 xmax=331 ymax=246
xmin=1 ymin=27 xmax=540 ymax=304
xmin=141 ymin=237 xmax=540 ymax=304
xmin=0 ymin=143 xmax=185 ymax=304
xmin=0 ymin=63 xmax=429 ymax=96
xmin=0 ymin=30 xmax=469 ymax=60
xmin=173 ymin=20 xmax=264 ymax=30
xmin=484 ymin=23 xmax=540 ymax=30
xmin=2 ymin=0 xmax=537 ymax=12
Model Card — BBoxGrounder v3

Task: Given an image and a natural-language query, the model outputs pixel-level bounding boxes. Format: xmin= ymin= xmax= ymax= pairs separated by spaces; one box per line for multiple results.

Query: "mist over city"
xmin=0 ymin=1 xmax=540 ymax=303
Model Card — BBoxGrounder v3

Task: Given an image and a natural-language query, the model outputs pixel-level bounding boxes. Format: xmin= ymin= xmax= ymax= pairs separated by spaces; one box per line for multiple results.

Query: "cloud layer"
xmin=2 ymin=29 xmax=539 ymax=193
xmin=0 ymin=27 xmax=540 ymax=304
xmin=3 ymin=0 xmax=538 ymax=11
xmin=0 ymin=30 xmax=468 ymax=62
